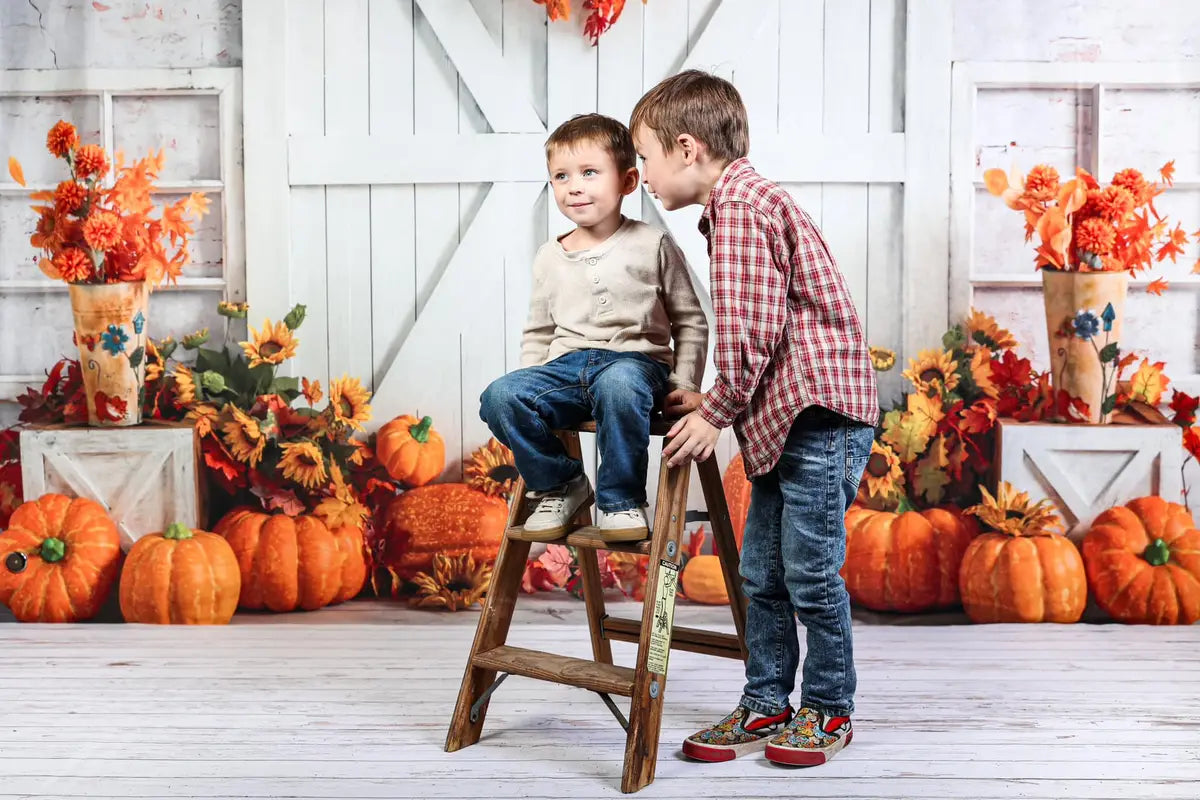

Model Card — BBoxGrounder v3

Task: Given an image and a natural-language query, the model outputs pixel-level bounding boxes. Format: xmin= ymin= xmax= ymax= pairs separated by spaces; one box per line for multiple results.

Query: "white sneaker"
xmin=596 ymin=506 xmax=650 ymax=542
xmin=521 ymin=474 xmax=593 ymax=541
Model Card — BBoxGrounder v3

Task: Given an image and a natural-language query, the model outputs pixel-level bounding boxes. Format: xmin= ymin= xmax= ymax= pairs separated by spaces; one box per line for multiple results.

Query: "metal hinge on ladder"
xmin=469 ymin=673 xmax=509 ymax=722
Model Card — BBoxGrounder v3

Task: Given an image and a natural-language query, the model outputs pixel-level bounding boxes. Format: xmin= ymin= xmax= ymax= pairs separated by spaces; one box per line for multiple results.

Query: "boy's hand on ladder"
xmin=664 ymin=411 xmax=720 ymax=467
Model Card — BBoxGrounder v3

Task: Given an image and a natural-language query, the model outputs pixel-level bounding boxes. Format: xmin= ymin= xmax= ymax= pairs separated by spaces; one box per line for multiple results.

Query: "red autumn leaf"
xmin=1146 ymin=277 xmax=1169 ymax=295
xmin=1054 ymin=389 xmax=1092 ymax=423
xmin=93 ymin=391 xmax=127 ymax=423
xmin=1170 ymin=390 xmax=1200 ymax=426
xmin=687 ymin=525 xmax=707 ymax=559
xmin=990 ymin=350 xmax=1034 ymax=390
xmin=1185 ymin=427 xmax=1200 ymax=462
xmin=958 ymin=399 xmax=998 ymax=434
xmin=202 ymin=436 xmax=247 ymax=493
xmin=1160 ymin=160 xmax=1176 ymax=186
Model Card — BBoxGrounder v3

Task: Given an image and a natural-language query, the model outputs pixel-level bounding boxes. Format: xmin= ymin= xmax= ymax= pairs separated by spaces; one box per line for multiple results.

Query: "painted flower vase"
xmin=68 ymin=281 xmax=149 ymax=426
xmin=1041 ymin=269 xmax=1128 ymax=424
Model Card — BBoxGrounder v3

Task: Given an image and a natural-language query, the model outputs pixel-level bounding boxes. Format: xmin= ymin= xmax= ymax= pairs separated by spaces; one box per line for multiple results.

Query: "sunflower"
xmin=278 ymin=440 xmax=328 ymax=490
xmin=965 ymin=481 xmax=1063 ymax=537
xmin=465 ymin=438 xmax=519 ymax=499
xmin=185 ymin=403 xmax=220 ymax=438
xmin=240 ymin=319 xmax=298 ymax=368
xmin=902 ymin=349 xmax=960 ymax=395
xmin=328 ymin=375 xmax=372 ymax=430
xmin=965 ymin=309 xmax=1017 ymax=351
xmin=409 ymin=553 xmax=493 ymax=611
xmin=970 ymin=347 xmax=997 ymax=398
xmin=862 ymin=440 xmax=904 ymax=500
xmin=869 ymin=346 xmax=896 ymax=371
xmin=222 ymin=406 xmax=266 ymax=468
xmin=31 ymin=208 xmax=68 ymax=251
xmin=173 ymin=366 xmax=197 ymax=404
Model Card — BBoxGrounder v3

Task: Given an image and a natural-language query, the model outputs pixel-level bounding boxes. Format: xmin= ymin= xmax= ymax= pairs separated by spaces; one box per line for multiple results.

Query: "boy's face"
xmin=547 ymin=141 xmax=637 ymax=228
xmin=632 ymin=125 xmax=693 ymax=211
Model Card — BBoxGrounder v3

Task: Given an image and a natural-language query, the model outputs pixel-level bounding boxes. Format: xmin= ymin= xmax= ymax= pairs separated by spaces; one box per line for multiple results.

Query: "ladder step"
xmin=565 ymin=527 xmax=653 ymax=554
xmin=602 ymin=617 xmax=745 ymax=661
xmin=472 ymin=645 xmax=636 ymax=697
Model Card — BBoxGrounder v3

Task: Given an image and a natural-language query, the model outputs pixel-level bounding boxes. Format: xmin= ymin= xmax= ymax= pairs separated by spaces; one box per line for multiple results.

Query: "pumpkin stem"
xmin=410 ymin=415 xmax=433 ymax=444
xmin=39 ymin=537 xmax=66 ymax=563
xmin=1143 ymin=537 xmax=1171 ymax=567
xmin=164 ymin=522 xmax=194 ymax=541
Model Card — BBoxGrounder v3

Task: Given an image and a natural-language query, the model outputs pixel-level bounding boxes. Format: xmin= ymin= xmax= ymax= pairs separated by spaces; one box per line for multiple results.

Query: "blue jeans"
xmin=738 ymin=405 xmax=874 ymax=718
xmin=479 ymin=350 xmax=670 ymax=512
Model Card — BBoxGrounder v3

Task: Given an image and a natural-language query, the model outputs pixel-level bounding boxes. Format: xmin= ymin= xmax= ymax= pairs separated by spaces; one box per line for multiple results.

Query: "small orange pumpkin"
xmin=842 ymin=504 xmax=979 ymax=612
xmin=376 ymin=415 xmax=445 ymax=487
xmin=378 ymin=483 xmax=508 ymax=580
xmin=1082 ymin=496 xmax=1200 ymax=625
xmin=681 ymin=554 xmax=730 ymax=605
xmin=0 ymin=494 xmax=121 ymax=623
xmin=215 ymin=509 xmax=368 ymax=612
xmin=722 ymin=453 xmax=751 ymax=551
xmin=119 ymin=522 xmax=241 ymax=624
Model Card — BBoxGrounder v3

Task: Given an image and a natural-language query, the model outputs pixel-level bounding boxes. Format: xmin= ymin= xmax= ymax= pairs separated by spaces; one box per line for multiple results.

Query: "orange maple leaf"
xmin=1146 ymin=277 xmax=1169 ymax=295
xmin=1192 ymin=259 xmax=1200 ymax=275
xmin=1160 ymin=160 xmax=1176 ymax=186
xmin=1129 ymin=359 xmax=1170 ymax=406
xmin=1156 ymin=224 xmax=1189 ymax=263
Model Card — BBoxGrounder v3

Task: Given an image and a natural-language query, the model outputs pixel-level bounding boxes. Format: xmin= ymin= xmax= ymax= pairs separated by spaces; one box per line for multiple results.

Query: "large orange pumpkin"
xmin=214 ymin=509 xmax=368 ymax=612
xmin=379 ymin=483 xmax=508 ymax=580
xmin=119 ymin=522 xmax=241 ymax=624
xmin=722 ymin=452 xmax=751 ymax=550
xmin=376 ymin=414 xmax=445 ymax=487
xmin=958 ymin=527 xmax=1087 ymax=624
xmin=1081 ymin=496 xmax=1200 ymax=625
xmin=0 ymin=494 xmax=121 ymax=623
xmin=681 ymin=554 xmax=729 ymax=605
xmin=842 ymin=505 xmax=979 ymax=612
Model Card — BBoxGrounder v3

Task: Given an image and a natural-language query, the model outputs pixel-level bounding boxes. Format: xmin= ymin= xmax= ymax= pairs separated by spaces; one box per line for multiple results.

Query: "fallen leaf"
xmin=7 ymin=157 xmax=25 ymax=187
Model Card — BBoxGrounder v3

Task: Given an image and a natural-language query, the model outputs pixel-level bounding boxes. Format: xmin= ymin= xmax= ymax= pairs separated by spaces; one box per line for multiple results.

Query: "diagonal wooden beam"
xmin=662 ymin=0 xmax=772 ymax=86
xmin=413 ymin=0 xmax=545 ymax=133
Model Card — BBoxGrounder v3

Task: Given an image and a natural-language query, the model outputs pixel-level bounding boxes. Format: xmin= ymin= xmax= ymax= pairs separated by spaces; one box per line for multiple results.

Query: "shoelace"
xmin=529 ymin=493 xmax=568 ymax=514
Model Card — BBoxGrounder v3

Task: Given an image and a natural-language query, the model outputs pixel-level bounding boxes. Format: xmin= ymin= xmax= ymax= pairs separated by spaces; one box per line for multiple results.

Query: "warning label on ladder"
xmin=646 ymin=558 xmax=680 ymax=675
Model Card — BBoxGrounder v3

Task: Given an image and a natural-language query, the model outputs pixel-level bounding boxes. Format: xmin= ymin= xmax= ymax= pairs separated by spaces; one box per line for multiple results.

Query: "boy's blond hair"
xmin=630 ymin=69 xmax=748 ymax=163
xmin=545 ymin=113 xmax=637 ymax=172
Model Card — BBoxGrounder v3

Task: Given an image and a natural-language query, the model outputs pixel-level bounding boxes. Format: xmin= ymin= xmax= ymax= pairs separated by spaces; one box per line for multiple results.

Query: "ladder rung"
xmin=602 ymin=617 xmax=745 ymax=661
xmin=472 ymin=645 xmax=636 ymax=697
xmin=565 ymin=527 xmax=653 ymax=554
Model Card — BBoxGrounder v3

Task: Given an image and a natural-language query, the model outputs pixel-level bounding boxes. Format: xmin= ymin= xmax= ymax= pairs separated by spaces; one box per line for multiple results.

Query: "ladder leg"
xmin=696 ymin=457 xmax=748 ymax=660
xmin=559 ymin=430 xmax=614 ymax=664
xmin=445 ymin=477 xmax=532 ymax=751
xmin=621 ymin=457 xmax=689 ymax=793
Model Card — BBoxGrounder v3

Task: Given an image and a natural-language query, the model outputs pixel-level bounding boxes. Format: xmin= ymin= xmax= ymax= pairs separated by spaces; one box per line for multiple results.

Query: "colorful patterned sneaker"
xmin=764 ymin=706 xmax=853 ymax=766
xmin=681 ymin=705 xmax=793 ymax=762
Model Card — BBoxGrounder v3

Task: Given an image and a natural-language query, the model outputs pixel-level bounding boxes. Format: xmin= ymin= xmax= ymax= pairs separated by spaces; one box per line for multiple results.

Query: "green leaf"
xmin=195 ymin=347 xmax=230 ymax=375
xmin=270 ymin=376 xmax=301 ymax=399
xmin=942 ymin=325 xmax=966 ymax=351
xmin=1099 ymin=343 xmax=1120 ymax=363
xmin=250 ymin=363 xmax=275 ymax=396
xmin=223 ymin=352 xmax=255 ymax=397
xmin=127 ymin=346 xmax=144 ymax=369
xmin=1101 ymin=393 xmax=1118 ymax=415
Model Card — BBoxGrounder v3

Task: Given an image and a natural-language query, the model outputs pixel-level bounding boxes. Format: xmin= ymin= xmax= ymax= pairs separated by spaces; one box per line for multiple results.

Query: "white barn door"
xmin=242 ymin=0 xmax=953 ymax=511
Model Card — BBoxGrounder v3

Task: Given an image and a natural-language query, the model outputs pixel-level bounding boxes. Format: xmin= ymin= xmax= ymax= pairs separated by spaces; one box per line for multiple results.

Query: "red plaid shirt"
xmin=697 ymin=159 xmax=879 ymax=477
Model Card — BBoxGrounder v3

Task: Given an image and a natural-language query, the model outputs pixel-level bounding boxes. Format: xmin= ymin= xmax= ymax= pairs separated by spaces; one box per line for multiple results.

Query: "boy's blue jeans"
xmin=479 ymin=350 xmax=669 ymax=512
xmin=738 ymin=405 xmax=874 ymax=719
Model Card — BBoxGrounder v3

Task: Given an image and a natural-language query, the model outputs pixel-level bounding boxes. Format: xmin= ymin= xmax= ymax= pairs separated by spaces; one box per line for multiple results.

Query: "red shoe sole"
xmin=765 ymin=731 xmax=852 ymax=767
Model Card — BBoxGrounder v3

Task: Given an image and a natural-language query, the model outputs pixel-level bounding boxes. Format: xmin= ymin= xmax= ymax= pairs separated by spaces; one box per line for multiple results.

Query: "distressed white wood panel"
xmin=324 ymin=0 xmax=375 ymax=391
xmin=597 ymin=0 xmax=644 ymax=222
xmin=0 ymin=95 xmax=101 ymax=184
xmin=368 ymin=0 xmax=418 ymax=388
xmin=778 ymin=0 xmax=825 ymax=227
xmin=1101 ymin=87 xmax=1200 ymax=180
xmin=734 ymin=0 xmax=779 ymax=139
xmin=111 ymin=95 xmax=221 ymax=182
xmin=285 ymin=0 xmax=330 ymax=389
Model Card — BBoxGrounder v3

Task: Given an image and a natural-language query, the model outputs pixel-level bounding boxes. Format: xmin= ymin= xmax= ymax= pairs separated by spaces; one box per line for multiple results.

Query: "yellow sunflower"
xmin=278 ymin=440 xmax=328 ymax=490
xmin=965 ymin=309 xmax=1017 ymax=351
xmin=185 ymin=403 xmax=220 ymax=439
xmin=328 ymin=375 xmax=372 ymax=430
xmin=902 ymin=349 xmax=960 ymax=395
xmin=221 ymin=406 xmax=266 ymax=467
xmin=869 ymin=346 xmax=896 ymax=372
xmin=862 ymin=440 xmax=904 ymax=500
xmin=240 ymin=319 xmax=298 ymax=368
xmin=173 ymin=366 xmax=197 ymax=404
xmin=410 ymin=553 xmax=493 ymax=611
xmin=965 ymin=481 xmax=1063 ymax=537
xmin=465 ymin=438 xmax=519 ymax=499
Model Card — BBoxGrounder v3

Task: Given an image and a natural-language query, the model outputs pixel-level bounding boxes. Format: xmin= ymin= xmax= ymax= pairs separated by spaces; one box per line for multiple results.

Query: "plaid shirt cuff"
xmin=698 ymin=382 xmax=739 ymax=429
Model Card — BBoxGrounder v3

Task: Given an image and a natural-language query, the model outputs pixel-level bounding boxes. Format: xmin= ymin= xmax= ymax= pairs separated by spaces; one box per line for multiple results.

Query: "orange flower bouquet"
xmin=983 ymin=162 xmax=1192 ymax=423
xmin=7 ymin=120 xmax=209 ymax=427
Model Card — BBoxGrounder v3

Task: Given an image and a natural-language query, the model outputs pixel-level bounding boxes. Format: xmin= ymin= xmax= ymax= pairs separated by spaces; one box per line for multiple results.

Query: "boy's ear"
xmin=621 ymin=167 xmax=640 ymax=196
xmin=676 ymin=133 xmax=701 ymax=165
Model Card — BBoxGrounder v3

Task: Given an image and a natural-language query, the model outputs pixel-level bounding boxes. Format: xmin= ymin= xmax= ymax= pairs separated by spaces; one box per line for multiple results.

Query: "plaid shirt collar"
xmin=699 ymin=157 xmax=755 ymax=235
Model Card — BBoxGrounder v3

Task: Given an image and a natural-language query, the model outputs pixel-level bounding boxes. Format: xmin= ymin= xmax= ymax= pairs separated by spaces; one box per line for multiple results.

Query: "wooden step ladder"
xmin=445 ymin=419 xmax=748 ymax=793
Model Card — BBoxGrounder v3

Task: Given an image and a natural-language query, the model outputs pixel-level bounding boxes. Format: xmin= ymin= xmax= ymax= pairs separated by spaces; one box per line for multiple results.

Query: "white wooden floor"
xmin=1 ymin=597 xmax=1198 ymax=800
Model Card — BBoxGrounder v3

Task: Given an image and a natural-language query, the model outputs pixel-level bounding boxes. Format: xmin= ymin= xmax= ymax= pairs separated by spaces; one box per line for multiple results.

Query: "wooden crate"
xmin=19 ymin=421 xmax=203 ymax=551
xmin=995 ymin=419 xmax=1183 ymax=541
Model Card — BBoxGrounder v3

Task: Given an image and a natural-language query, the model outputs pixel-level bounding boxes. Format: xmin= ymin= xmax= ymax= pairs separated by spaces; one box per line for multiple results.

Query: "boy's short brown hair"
xmin=630 ymin=69 xmax=748 ymax=163
xmin=545 ymin=113 xmax=637 ymax=172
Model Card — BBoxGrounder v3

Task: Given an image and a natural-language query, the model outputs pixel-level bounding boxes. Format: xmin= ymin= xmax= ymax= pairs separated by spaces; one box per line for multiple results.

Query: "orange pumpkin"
xmin=214 ymin=509 xmax=368 ymax=612
xmin=842 ymin=505 xmax=979 ymax=612
xmin=1081 ymin=496 xmax=1200 ymax=625
xmin=379 ymin=483 xmax=508 ymax=580
xmin=376 ymin=414 xmax=445 ymax=486
xmin=681 ymin=554 xmax=729 ymax=604
xmin=0 ymin=494 xmax=121 ymax=623
xmin=722 ymin=452 xmax=751 ymax=550
xmin=119 ymin=522 xmax=241 ymax=624
xmin=958 ymin=528 xmax=1086 ymax=624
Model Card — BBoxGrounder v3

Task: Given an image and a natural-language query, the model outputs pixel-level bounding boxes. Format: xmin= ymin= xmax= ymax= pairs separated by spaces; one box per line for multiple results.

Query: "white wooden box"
xmin=19 ymin=422 xmax=203 ymax=551
xmin=996 ymin=419 xmax=1183 ymax=541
